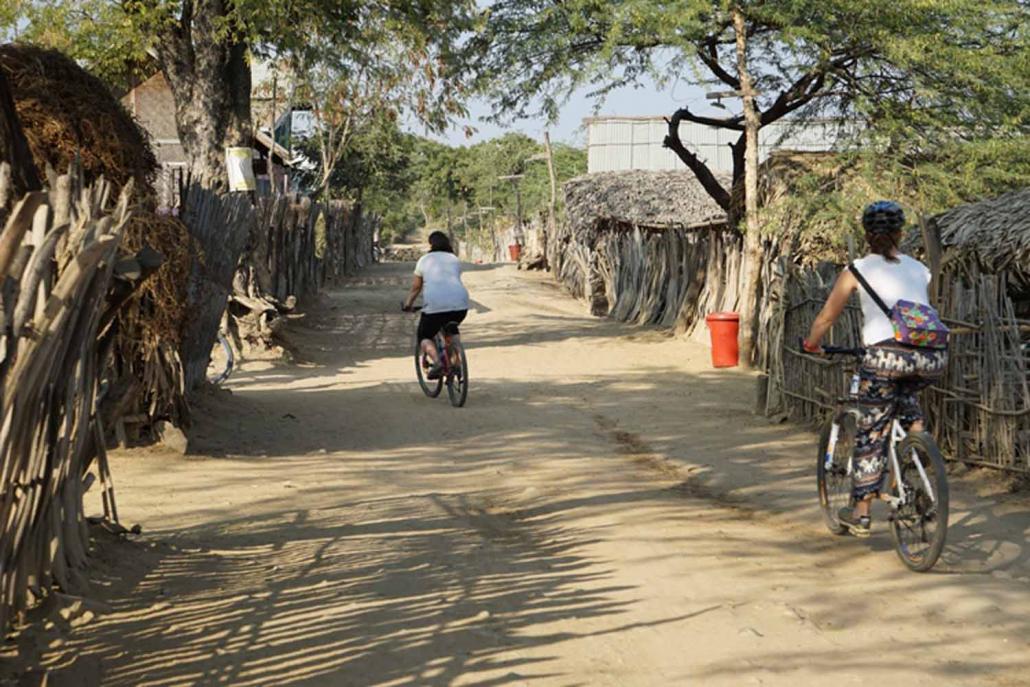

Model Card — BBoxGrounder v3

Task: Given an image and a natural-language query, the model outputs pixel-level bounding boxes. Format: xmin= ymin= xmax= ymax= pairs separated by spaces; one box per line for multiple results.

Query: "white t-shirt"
xmin=849 ymin=253 xmax=931 ymax=346
xmin=414 ymin=251 xmax=469 ymax=314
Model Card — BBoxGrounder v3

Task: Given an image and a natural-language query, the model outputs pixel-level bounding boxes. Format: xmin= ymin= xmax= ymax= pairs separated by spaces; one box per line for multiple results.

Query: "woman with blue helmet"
xmin=802 ymin=201 xmax=948 ymax=537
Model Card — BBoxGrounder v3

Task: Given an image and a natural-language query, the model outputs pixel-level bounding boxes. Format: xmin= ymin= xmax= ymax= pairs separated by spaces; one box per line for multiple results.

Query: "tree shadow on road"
xmin=48 ymin=487 xmax=716 ymax=687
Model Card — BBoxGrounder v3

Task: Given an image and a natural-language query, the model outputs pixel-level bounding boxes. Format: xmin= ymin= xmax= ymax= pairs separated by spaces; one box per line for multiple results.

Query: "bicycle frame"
xmin=825 ymin=415 xmax=936 ymax=510
xmin=433 ymin=333 xmax=454 ymax=376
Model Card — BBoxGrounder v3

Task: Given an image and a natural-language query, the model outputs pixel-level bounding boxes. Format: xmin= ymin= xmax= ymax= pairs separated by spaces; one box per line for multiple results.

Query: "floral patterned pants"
xmin=852 ymin=343 xmax=948 ymax=499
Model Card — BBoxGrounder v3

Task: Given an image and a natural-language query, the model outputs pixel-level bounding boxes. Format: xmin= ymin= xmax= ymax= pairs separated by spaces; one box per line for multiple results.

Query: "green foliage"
xmin=309 ymin=124 xmax=586 ymax=245
xmin=7 ymin=0 xmax=477 ymax=109
xmin=7 ymin=0 xmax=478 ymax=188
xmin=761 ymin=136 xmax=1030 ymax=260
xmin=2 ymin=1 xmax=154 ymax=92
xmin=0 ymin=2 xmax=26 ymax=40
xmin=474 ymin=0 xmax=1028 ymax=136
xmin=419 ymin=133 xmax=586 ymax=239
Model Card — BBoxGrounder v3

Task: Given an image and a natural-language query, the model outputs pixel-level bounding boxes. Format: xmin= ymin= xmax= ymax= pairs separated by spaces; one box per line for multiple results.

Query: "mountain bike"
xmin=811 ymin=344 xmax=949 ymax=572
xmin=405 ymin=305 xmax=469 ymax=408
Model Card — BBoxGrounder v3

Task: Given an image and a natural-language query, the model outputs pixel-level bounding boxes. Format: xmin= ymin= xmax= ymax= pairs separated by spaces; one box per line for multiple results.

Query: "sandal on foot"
xmin=838 ymin=507 xmax=871 ymax=538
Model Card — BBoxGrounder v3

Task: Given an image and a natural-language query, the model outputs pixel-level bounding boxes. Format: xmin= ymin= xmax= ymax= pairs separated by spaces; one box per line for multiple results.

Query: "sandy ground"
xmin=4 ymin=262 xmax=1030 ymax=687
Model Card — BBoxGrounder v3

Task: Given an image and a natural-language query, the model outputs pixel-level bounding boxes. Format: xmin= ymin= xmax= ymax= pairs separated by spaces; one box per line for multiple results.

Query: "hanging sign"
xmin=225 ymin=147 xmax=256 ymax=191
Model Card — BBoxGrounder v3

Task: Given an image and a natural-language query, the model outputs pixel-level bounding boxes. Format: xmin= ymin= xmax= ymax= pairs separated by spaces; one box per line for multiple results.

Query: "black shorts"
xmin=418 ymin=310 xmax=467 ymax=342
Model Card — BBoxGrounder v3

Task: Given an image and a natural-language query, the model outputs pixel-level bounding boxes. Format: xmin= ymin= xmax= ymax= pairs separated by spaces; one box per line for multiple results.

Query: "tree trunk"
xmin=729 ymin=136 xmax=746 ymax=222
xmin=734 ymin=5 xmax=762 ymax=368
xmin=153 ymin=0 xmax=252 ymax=190
xmin=0 ymin=69 xmax=41 ymax=201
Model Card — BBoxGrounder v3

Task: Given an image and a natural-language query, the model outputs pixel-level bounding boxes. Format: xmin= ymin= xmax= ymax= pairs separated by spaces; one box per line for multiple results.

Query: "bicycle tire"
xmin=889 ymin=431 xmax=949 ymax=572
xmin=208 ymin=332 xmax=235 ymax=385
xmin=817 ymin=412 xmax=857 ymax=536
xmin=415 ymin=337 xmax=443 ymax=398
xmin=446 ymin=340 xmax=469 ymax=408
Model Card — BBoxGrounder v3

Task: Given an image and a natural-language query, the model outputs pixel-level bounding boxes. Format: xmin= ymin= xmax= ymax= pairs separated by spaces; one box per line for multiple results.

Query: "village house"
xmin=122 ymin=67 xmax=305 ymax=207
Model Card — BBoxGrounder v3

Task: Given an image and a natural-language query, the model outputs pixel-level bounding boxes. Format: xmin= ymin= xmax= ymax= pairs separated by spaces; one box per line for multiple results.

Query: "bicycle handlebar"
xmin=797 ymin=338 xmax=866 ymax=358
xmin=823 ymin=345 xmax=866 ymax=357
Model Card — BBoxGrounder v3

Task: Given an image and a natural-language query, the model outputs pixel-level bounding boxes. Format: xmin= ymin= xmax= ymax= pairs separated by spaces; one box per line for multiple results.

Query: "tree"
xmin=11 ymin=0 xmax=476 ymax=188
xmin=472 ymin=0 xmax=1028 ymax=360
xmin=475 ymin=0 xmax=1026 ymax=212
xmin=315 ymin=128 xmax=587 ymax=247
xmin=285 ymin=3 xmax=471 ymax=201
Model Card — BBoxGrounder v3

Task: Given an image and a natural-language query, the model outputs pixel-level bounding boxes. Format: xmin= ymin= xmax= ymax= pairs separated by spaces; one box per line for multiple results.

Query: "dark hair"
xmin=428 ymin=231 xmax=453 ymax=254
xmin=866 ymin=230 xmax=902 ymax=262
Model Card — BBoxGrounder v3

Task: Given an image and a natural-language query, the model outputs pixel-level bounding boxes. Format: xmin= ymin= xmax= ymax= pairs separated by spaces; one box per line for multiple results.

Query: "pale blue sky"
xmin=424 ymin=75 xmax=720 ymax=148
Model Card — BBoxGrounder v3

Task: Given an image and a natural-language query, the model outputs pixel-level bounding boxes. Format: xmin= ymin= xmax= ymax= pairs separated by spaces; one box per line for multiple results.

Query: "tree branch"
xmin=663 ymin=109 xmax=731 ymax=212
xmin=760 ymin=53 xmax=862 ymax=126
xmin=697 ymin=35 xmax=740 ymax=89
xmin=673 ymin=106 xmax=745 ymax=131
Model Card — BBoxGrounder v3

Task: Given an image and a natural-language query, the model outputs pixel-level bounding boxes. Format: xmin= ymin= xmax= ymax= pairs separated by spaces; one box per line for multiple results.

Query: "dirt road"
xmin=8 ymin=263 xmax=1030 ymax=686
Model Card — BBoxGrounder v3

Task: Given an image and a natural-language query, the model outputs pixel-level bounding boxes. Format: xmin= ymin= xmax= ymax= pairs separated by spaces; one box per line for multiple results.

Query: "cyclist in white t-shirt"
xmin=802 ymin=201 xmax=947 ymax=537
xmin=402 ymin=231 xmax=470 ymax=379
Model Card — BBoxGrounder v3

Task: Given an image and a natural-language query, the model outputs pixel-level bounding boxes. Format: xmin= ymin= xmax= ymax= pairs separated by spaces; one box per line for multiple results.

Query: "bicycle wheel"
xmin=208 ymin=332 xmax=235 ymax=385
xmin=817 ymin=412 xmax=857 ymax=536
xmin=890 ymin=431 xmax=949 ymax=572
xmin=446 ymin=340 xmax=469 ymax=408
xmin=415 ymin=337 xmax=443 ymax=398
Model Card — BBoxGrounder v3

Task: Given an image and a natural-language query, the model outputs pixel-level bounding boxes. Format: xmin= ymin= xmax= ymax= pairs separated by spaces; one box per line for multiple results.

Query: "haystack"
xmin=0 ymin=43 xmax=157 ymax=198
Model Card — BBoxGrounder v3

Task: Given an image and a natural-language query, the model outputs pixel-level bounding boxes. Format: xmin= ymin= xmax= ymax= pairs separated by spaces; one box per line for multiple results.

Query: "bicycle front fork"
xmin=434 ymin=337 xmax=453 ymax=371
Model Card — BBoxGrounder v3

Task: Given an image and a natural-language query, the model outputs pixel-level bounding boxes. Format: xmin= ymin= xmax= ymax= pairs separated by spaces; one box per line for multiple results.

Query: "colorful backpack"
xmin=849 ymin=262 xmax=950 ymax=349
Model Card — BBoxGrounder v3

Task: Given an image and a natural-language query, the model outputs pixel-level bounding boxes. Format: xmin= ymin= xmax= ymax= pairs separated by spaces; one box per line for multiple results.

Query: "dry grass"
xmin=0 ymin=43 xmax=157 ymax=200
xmin=118 ymin=212 xmax=197 ymax=346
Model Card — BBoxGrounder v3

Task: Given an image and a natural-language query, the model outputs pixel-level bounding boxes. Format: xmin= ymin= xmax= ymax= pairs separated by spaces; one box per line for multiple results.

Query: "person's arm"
xmin=403 ymin=275 xmax=424 ymax=310
xmin=803 ymin=269 xmax=857 ymax=352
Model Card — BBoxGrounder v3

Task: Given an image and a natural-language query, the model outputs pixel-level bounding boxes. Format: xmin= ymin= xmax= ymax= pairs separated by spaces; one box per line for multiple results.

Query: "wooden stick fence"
xmin=178 ymin=186 xmax=254 ymax=392
xmin=548 ymin=219 xmax=748 ymax=343
xmin=229 ymin=194 xmax=377 ymax=351
xmin=0 ymin=174 xmax=132 ymax=633
xmin=923 ymin=266 xmax=1029 ymax=471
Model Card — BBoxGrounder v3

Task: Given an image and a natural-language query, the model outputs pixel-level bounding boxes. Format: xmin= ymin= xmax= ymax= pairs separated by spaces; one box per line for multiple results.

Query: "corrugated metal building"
xmin=586 ymin=116 xmax=843 ymax=174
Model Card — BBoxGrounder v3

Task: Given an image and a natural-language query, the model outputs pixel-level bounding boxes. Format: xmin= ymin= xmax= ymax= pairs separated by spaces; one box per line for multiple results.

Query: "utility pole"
xmin=734 ymin=4 xmax=762 ymax=368
xmin=543 ymin=133 xmax=558 ymax=269
xmin=498 ymin=173 xmax=525 ymax=243
xmin=528 ymin=139 xmax=558 ymax=269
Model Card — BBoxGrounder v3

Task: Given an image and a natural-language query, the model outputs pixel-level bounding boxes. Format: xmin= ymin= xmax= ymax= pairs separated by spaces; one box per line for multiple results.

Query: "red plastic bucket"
xmin=508 ymin=244 xmax=522 ymax=262
xmin=705 ymin=312 xmax=740 ymax=368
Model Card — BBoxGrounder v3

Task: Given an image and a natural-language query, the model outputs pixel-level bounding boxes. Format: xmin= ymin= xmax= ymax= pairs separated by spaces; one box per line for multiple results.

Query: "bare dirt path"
xmin=9 ymin=263 xmax=1030 ymax=686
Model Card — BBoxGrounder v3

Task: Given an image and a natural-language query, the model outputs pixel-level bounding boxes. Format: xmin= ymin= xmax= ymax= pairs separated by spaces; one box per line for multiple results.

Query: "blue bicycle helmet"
xmin=862 ymin=200 xmax=905 ymax=234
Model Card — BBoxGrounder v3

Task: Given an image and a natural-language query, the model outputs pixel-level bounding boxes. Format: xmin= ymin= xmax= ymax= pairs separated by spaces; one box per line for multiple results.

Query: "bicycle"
xmin=810 ymin=343 xmax=949 ymax=572
xmin=404 ymin=305 xmax=468 ymax=408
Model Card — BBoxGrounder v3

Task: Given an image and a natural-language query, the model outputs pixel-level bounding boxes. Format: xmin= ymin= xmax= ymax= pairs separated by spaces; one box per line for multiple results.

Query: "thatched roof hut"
xmin=926 ymin=188 xmax=1030 ymax=282
xmin=563 ymin=170 xmax=730 ymax=236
